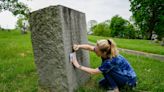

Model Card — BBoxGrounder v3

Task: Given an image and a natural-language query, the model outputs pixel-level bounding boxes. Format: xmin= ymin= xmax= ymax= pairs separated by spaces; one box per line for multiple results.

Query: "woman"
xmin=71 ymin=39 xmax=137 ymax=92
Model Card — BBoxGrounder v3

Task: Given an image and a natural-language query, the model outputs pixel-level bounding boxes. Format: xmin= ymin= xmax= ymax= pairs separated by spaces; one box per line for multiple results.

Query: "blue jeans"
xmin=99 ymin=70 xmax=137 ymax=90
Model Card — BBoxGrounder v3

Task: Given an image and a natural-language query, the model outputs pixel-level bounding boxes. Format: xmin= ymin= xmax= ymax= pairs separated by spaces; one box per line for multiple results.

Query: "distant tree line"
xmin=92 ymin=0 xmax=163 ymax=40
xmin=92 ymin=15 xmax=141 ymax=39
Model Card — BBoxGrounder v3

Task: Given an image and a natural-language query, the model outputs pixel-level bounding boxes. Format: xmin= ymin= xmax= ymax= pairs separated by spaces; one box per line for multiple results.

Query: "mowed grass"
xmin=0 ymin=30 xmax=164 ymax=92
xmin=88 ymin=35 xmax=164 ymax=55
xmin=0 ymin=30 xmax=38 ymax=91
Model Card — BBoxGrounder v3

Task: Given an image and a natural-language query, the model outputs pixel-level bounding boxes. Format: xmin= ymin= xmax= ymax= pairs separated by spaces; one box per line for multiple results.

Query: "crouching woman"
xmin=71 ymin=39 xmax=137 ymax=92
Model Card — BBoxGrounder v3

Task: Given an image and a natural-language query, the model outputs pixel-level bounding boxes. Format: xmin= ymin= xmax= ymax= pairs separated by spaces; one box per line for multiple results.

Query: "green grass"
xmin=88 ymin=35 xmax=164 ymax=55
xmin=0 ymin=30 xmax=38 ymax=91
xmin=0 ymin=30 xmax=164 ymax=92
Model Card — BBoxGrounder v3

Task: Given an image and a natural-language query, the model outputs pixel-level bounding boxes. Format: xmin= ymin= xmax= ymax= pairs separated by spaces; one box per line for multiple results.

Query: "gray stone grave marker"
xmin=29 ymin=5 xmax=90 ymax=92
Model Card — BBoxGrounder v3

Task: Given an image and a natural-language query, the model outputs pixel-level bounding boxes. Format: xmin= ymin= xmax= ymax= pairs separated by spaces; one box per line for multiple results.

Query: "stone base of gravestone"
xmin=29 ymin=5 xmax=90 ymax=92
xmin=161 ymin=38 xmax=164 ymax=46
xmin=153 ymin=39 xmax=159 ymax=43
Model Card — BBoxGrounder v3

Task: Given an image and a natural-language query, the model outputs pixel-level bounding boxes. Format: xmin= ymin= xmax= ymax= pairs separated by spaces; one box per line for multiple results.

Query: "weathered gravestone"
xmin=161 ymin=38 xmax=164 ymax=46
xmin=29 ymin=5 xmax=90 ymax=92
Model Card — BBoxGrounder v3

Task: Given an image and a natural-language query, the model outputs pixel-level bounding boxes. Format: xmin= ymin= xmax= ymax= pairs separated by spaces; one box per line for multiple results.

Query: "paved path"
xmin=88 ymin=42 xmax=164 ymax=62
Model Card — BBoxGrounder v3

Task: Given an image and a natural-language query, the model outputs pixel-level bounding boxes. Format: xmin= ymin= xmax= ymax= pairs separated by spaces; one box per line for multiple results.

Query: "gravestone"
xmin=29 ymin=5 xmax=90 ymax=92
xmin=161 ymin=38 xmax=164 ymax=46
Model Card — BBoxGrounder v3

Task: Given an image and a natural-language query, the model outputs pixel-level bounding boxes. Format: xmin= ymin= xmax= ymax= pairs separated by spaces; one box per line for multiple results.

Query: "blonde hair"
xmin=96 ymin=39 xmax=119 ymax=59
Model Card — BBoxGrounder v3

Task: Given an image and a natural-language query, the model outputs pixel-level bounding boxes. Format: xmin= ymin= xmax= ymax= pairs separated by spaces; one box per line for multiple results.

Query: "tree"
xmin=15 ymin=16 xmax=29 ymax=34
xmin=88 ymin=20 xmax=97 ymax=32
xmin=129 ymin=0 xmax=164 ymax=40
xmin=124 ymin=22 xmax=137 ymax=39
xmin=16 ymin=16 xmax=27 ymax=29
xmin=93 ymin=22 xmax=111 ymax=37
xmin=0 ymin=0 xmax=30 ymax=17
xmin=110 ymin=15 xmax=127 ymax=38
xmin=129 ymin=16 xmax=143 ymax=39
xmin=109 ymin=15 xmax=137 ymax=39
xmin=155 ymin=15 xmax=164 ymax=40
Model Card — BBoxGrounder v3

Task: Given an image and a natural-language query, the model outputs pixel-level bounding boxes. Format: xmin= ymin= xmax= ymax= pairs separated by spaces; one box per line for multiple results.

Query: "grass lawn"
xmin=0 ymin=30 xmax=164 ymax=92
xmin=88 ymin=35 xmax=164 ymax=55
xmin=0 ymin=31 xmax=38 ymax=91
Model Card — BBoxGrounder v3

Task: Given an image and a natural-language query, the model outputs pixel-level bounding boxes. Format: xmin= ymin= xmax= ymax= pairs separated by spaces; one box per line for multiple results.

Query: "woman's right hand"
xmin=73 ymin=44 xmax=80 ymax=51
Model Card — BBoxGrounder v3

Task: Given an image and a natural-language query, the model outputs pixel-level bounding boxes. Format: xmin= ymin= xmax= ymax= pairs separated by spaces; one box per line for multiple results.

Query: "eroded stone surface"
xmin=29 ymin=5 xmax=90 ymax=92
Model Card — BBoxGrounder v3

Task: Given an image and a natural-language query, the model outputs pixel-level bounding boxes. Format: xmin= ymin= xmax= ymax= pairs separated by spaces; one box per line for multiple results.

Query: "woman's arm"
xmin=74 ymin=44 xmax=95 ymax=52
xmin=79 ymin=66 xmax=101 ymax=75
xmin=72 ymin=59 xmax=101 ymax=74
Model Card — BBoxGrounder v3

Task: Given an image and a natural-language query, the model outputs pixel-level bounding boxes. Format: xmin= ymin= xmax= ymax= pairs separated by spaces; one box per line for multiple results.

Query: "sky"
xmin=0 ymin=0 xmax=132 ymax=29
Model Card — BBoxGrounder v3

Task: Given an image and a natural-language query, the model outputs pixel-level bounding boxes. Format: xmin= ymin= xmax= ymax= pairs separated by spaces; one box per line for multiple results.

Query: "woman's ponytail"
xmin=107 ymin=39 xmax=119 ymax=58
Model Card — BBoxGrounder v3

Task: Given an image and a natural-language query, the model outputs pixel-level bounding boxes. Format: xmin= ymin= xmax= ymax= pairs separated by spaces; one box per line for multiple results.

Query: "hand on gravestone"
xmin=73 ymin=44 xmax=79 ymax=51
xmin=69 ymin=52 xmax=80 ymax=68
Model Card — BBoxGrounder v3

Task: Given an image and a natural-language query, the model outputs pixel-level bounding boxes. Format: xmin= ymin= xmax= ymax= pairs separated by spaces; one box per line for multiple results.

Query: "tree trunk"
xmin=148 ymin=30 xmax=153 ymax=40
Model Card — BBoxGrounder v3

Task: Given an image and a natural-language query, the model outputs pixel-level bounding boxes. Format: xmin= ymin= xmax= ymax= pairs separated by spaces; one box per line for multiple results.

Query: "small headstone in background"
xmin=161 ymin=38 xmax=164 ymax=46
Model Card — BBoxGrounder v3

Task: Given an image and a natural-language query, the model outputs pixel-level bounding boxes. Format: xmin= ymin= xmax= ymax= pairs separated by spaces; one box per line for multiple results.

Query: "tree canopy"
xmin=129 ymin=0 xmax=164 ymax=40
xmin=0 ymin=0 xmax=30 ymax=17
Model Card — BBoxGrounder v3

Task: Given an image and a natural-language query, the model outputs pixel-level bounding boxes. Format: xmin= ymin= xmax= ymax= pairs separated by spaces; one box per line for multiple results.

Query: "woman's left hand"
xmin=70 ymin=53 xmax=80 ymax=68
